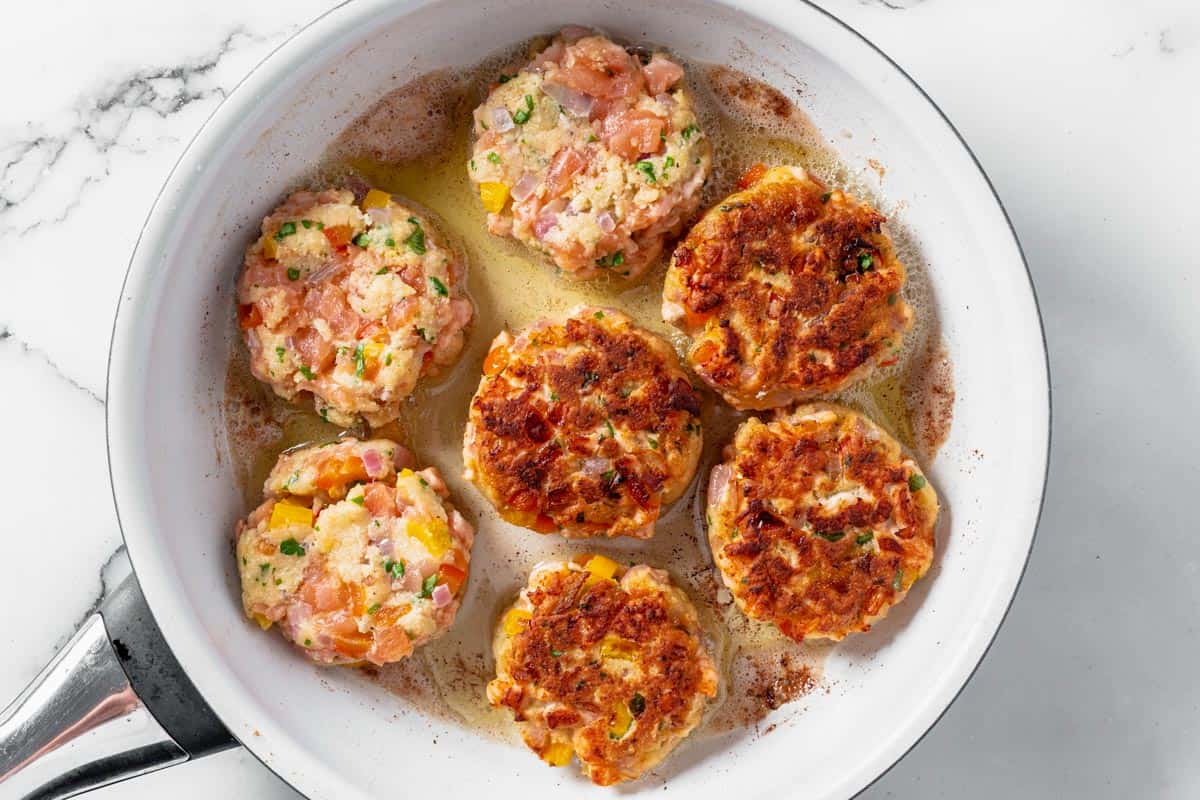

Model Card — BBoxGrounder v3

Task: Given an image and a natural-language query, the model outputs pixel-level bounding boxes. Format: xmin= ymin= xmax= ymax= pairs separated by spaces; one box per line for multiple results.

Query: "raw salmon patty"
xmin=469 ymin=28 xmax=711 ymax=279
xmin=237 ymin=187 xmax=472 ymax=427
xmin=236 ymin=438 xmax=474 ymax=666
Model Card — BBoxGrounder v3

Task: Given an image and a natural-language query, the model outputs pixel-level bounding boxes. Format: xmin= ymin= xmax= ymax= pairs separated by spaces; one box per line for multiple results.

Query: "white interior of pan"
xmin=108 ymin=0 xmax=1048 ymax=798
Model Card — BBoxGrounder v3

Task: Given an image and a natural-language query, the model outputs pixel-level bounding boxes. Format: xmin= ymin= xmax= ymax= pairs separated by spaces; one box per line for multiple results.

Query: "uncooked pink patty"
xmin=237 ymin=187 xmax=472 ymax=427
xmin=468 ymin=28 xmax=712 ymax=279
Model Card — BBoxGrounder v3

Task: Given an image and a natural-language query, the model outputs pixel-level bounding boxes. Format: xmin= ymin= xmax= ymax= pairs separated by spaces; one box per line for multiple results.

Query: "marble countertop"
xmin=2 ymin=0 xmax=1197 ymax=796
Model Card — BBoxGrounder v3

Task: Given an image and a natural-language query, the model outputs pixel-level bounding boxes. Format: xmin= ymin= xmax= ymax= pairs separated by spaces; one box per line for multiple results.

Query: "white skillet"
xmin=0 ymin=1 xmax=1049 ymax=798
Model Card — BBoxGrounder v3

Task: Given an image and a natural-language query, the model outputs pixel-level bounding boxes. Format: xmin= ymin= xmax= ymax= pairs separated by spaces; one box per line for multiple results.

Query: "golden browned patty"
xmin=706 ymin=403 xmax=937 ymax=641
xmin=462 ymin=307 xmax=702 ymax=538
xmin=663 ymin=165 xmax=913 ymax=409
xmin=488 ymin=556 xmax=719 ymax=786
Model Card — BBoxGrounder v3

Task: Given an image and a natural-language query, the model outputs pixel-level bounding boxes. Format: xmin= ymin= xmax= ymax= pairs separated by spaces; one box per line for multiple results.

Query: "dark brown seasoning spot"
xmin=908 ymin=340 xmax=955 ymax=461
xmin=706 ymin=65 xmax=795 ymax=122
xmin=708 ymin=648 xmax=817 ymax=731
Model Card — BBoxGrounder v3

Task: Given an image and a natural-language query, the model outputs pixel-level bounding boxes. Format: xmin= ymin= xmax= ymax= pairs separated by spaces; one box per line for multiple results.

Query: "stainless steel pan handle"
xmin=0 ymin=578 xmax=235 ymax=798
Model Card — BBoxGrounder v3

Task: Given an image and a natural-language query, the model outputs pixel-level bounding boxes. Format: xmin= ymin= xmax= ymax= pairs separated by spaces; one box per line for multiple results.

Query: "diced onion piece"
xmin=406 ymin=516 xmax=451 ymax=558
xmin=511 ymin=172 xmax=539 ymax=202
xmin=269 ymin=499 xmax=313 ymax=530
xmin=503 ymin=608 xmax=532 ymax=636
xmin=479 ymin=182 xmax=510 ymax=213
xmin=597 ymin=210 xmax=616 ymax=233
xmin=431 ymin=582 xmax=453 ymax=608
xmin=491 ymin=107 xmax=515 ymax=132
xmin=542 ymin=80 xmax=594 ymax=118
xmin=609 ymin=701 xmax=634 ymax=739
xmin=543 ymin=741 xmax=573 ymax=767
xmin=366 ymin=206 xmax=393 ymax=226
xmin=707 ymin=464 xmax=732 ymax=506
xmin=361 ymin=188 xmax=392 ymax=210
xmin=362 ymin=449 xmax=386 ymax=479
xmin=581 ymin=457 xmax=611 ymax=477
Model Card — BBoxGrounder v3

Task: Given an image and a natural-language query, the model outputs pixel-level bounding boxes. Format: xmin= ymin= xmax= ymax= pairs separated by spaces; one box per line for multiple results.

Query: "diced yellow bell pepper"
xmin=361 ymin=188 xmax=392 ymax=210
xmin=262 ymin=235 xmax=279 ymax=260
xmin=609 ymin=701 xmax=633 ymax=739
xmin=503 ymin=608 xmax=532 ymax=636
xmin=543 ymin=741 xmax=573 ymax=767
xmin=361 ymin=341 xmax=385 ymax=375
xmin=407 ymin=515 xmax=451 ymax=558
xmin=585 ymin=554 xmax=619 ymax=580
xmin=269 ymin=499 xmax=313 ymax=530
xmin=583 ymin=554 xmax=620 ymax=587
xmin=253 ymin=613 xmax=273 ymax=630
xmin=599 ymin=635 xmax=638 ymax=661
xmin=479 ymin=182 xmax=510 ymax=213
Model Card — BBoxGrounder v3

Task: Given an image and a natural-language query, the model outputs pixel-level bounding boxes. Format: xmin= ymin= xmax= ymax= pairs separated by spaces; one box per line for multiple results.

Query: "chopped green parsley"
xmin=405 ymin=217 xmax=427 ymax=254
xmin=279 ymin=538 xmax=305 ymax=556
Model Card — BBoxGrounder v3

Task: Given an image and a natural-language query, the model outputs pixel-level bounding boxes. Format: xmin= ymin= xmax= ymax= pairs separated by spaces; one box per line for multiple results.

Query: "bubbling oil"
xmin=223 ymin=35 xmax=953 ymax=761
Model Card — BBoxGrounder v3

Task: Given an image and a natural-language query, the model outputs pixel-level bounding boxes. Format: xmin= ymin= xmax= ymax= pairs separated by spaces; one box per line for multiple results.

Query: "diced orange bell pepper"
xmin=361 ymin=341 xmax=385 ymax=379
xmin=323 ymin=225 xmax=353 ymax=248
xmin=313 ymin=456 xmax=369 ymax=494
xmin=479 ymin=182 xmax=510 ymax=213
xmin=691 ymin=338 xmax=719 ymax=365
xmin=683 ymin=307 xmax=714 ymax=329
xmin=330 ymin=629 xmax=372 ymax=660
xmin=437 ymin=563 xmax=468 ymax=595
xmin=737 ymin=162 xmax=768 ymax=189
xmin=482 ymin=346 xmax=509 ymax=376
xmin=361 ymin=188 xmax=392 ymax=210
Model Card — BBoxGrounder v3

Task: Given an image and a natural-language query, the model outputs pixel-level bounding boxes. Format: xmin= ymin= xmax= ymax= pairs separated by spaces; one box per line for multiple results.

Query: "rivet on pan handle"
xmin=0 ymin=577 xmax=235 ymax=798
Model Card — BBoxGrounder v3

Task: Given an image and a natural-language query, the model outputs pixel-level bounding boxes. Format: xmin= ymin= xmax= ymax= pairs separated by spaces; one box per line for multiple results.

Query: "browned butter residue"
xmin=222 ymin=33 xmax=954 ymax=756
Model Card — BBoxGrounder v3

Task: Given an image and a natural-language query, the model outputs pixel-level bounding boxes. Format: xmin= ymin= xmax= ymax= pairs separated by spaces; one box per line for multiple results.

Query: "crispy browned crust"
xmin=464 ymin=308 xmax=702 ymax=538
xmin=664 ymin=166 xmax=912 ymax=409
xmin=708 ymin=403 xmax=937 ymax=641
xmin=490 ymin=561 xmax=718 ymax=785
